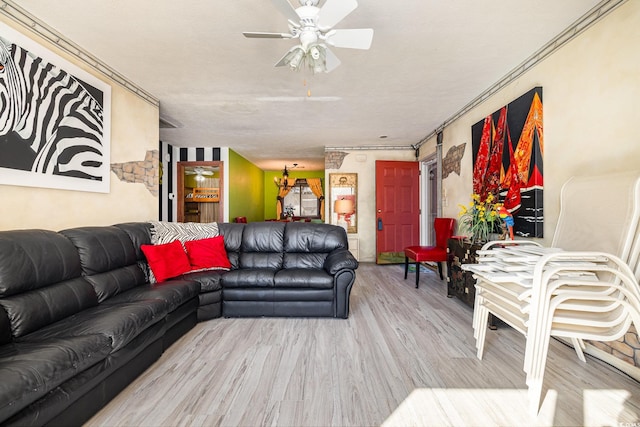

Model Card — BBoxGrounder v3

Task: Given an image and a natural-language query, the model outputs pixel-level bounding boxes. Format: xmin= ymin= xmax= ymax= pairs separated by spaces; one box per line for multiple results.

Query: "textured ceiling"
xmin=12 ymin=0 xmax=602 ymax=170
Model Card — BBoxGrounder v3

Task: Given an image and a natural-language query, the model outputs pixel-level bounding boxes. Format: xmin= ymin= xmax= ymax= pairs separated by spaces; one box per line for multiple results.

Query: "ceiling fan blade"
xmin=326 ymin=28 xmax=373 ymax=49
xmin=317 ymin=0 xmax=358 ymax=30
xmin=271 ymin=0 xmax=300 ymax=23
xmin=325 ymin=47 xmax=341 ymax=72
xmin=243 ymin=32 xmax=292 ymax=39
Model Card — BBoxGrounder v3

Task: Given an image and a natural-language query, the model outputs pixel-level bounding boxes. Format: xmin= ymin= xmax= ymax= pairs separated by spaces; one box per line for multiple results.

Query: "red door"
xmin=375 ymin=161 xmax=420 ymax=264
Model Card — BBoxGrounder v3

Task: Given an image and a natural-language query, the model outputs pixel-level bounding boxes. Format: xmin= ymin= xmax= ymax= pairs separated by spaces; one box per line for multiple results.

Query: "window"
xmin=281 ymin=180 xmax=320 ymax=218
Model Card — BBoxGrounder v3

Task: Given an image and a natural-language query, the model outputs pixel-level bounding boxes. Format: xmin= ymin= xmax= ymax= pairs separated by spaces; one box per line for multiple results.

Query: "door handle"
xmin=377 ymin=218 xmax=383 ymax=231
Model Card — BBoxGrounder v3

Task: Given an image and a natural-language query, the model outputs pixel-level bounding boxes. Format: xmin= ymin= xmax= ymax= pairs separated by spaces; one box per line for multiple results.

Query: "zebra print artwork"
xmin=0 ymin=22 xmax=110 ymax=193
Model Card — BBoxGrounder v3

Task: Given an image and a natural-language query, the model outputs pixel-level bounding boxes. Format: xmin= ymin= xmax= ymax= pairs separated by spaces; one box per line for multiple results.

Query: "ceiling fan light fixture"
xmin=310 ymin=45 xmax=320 ymax=60
xmin=312 ymin=63 xmax=325 ymax=74
xmin=289 ymin=51 xmax=304 ymax=70
xmin=244 ymin=0 xmax=372 ymax=74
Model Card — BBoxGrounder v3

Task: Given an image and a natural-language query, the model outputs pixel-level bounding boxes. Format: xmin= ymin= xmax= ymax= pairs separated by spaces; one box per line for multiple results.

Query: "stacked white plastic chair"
xmin=464 ymin=170 xmax=640 ymax=415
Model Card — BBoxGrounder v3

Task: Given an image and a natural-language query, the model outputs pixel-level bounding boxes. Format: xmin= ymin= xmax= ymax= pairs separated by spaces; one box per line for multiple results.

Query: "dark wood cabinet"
xmin=447 ymin=238 xmax=496 ymax=328
xmin=446 ymin=238 xmax=482 ymax=308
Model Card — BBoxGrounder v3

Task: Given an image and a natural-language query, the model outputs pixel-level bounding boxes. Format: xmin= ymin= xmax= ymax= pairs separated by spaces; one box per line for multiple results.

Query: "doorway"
xmin=177 ymin=161 xmax=224 ymax=223
xmin=375 ymin=160 xmax=420 ymax=264
xmin=421 ymin=155 xmax=439 ymax=246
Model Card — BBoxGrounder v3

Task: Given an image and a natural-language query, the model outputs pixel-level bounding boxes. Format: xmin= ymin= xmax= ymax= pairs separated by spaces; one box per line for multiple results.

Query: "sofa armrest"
xmin=324 ymin=248 xmax=358 ymax=275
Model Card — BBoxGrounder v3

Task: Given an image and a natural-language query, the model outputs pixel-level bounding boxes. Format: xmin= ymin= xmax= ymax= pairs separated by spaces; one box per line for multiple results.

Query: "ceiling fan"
xmin=185 ymin=167 xmax=214 ymax=182
xmin=243 ymin=0 xmax=373 ymax=73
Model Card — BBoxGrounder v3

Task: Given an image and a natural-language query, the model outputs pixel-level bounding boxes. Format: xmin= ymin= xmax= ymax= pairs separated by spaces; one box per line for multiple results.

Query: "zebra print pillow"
xmin=146 ymin=221 xmax=221 ymax=282
xmin=149 ymin=221 xmax=220 ymax=245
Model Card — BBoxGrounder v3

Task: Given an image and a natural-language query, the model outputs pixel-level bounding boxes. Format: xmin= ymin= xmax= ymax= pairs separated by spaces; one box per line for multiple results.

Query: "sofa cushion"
xmin=141 ymin=241 xmax=192 ymax=283
xmin=0 ymin=334 xmax=112 ymax=422
xmin=239 ymin=222 xmax=285 ymax=269
xmin=184 ymin=237 xmax=231 ymax=271
xmin=241 ymin=222 xmax=285 ymax=252
xmin=283 ymin=252 xmax=329 ymax=270
xmin=114 ymin=222 xmax=155 ymax=282
xmin=21 ymin=302 xmax=167 ymax=352
xmin=282 ymin=223 xmax=348 ymax=269
xmin=0 ymin=278 xmax=98 ymax=339
xmin=99 ymin=280 xmax=200 ymax=313
xmin=114 ymin=222 xmax=153 ymax=260
xmin=60 ymin=227 xmax=139 ymax=276
xmin=283 ymin=222 xmax=347 ymax=252
xmin=182 ymin=270 xmax=224 ymax=293
xmin=274 ymin=268 xmax=333 ymax=289
xmin=239 ymin=252 xmax=284 ymax=270
xmin=218 ymin=223 xmax=245 ymax=269
xmin=222 ymin=269 xmax=276 ymax=288
xmin=0 ymin=229 xmax=83 ymax=297
xmin=60 ymin=226 xmax=148 ymax=302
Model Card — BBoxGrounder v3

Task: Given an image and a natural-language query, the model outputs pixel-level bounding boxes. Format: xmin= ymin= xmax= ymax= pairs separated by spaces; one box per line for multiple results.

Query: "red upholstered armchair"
xmin=404 ymin=218 xmax=455 ymax=288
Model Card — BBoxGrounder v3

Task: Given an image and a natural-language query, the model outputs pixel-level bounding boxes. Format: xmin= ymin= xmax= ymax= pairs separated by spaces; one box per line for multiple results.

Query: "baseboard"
xmin=583 ymin=343 xmax=640 ymax=382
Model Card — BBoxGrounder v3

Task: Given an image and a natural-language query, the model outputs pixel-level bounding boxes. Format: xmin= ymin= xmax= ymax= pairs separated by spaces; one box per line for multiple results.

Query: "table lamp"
xmin=334 ymin=198 xmax=354 ymax=232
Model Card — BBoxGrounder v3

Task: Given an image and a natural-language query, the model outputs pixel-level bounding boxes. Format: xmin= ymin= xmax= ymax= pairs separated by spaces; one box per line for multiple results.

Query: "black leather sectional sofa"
xmin=0 ymin=221 xmax=357 ymax=426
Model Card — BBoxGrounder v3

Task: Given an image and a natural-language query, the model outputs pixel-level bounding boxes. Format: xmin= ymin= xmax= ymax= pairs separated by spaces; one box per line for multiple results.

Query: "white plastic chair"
xmin=524 ymin=252 xmax=640 ymax=414
xmin=465 ymin=170 xmax=640 ymax=415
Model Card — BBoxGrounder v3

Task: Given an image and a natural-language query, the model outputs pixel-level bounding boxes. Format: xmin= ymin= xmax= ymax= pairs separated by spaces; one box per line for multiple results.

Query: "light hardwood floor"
xmin=86 ymin=263 xmax=640 ymax=427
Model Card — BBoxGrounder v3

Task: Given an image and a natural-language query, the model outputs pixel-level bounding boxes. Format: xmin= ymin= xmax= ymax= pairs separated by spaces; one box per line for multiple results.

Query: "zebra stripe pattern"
xmin=149 ymin=221 xmax=220 ymax=245
xmin=0 ymin=36 xmax=104 ymax=180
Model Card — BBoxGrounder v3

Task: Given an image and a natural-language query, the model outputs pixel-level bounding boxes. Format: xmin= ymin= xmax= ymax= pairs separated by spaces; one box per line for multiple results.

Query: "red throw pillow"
xmin=184 ymin=236 xmax=232 ymax=271
xmin=141 ymin=240 xmax=192 ymax=282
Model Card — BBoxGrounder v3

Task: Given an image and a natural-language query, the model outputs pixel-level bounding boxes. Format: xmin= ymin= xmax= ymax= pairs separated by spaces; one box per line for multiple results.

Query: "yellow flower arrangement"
xmin=458 ymin=193 xmax=503 ymax=243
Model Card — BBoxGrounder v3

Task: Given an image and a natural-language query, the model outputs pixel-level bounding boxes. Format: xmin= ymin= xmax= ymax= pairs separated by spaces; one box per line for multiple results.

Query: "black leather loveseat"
xmin=0 ymin=221 xmax=357 ymax=426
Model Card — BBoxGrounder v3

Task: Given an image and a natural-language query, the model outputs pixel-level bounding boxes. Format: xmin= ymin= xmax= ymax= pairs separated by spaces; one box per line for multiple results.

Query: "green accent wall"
xmin=227 ymin=150 xmax=325 ymax=222
xmin=228 ymin=150 xmax=265 ymax=222
xmin=264 ymin=169 xmax=326 ymax=220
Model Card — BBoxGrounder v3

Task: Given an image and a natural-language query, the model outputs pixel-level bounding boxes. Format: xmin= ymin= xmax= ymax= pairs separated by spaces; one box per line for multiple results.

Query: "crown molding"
xmin=0 ymin=0 xmax=159 ymax=107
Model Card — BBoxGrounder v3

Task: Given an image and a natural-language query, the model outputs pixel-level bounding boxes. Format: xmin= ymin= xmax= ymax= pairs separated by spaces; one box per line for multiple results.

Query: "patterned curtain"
xmin=276 ymin=179 xmax=296 ymax=218
xmin=306 ymin=178 xmax=325 ymax=221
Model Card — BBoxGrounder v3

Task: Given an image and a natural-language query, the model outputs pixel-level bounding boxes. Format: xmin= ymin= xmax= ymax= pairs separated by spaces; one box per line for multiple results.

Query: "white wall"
xmin=326 ymin=149 xmax=415 ymax=262
xmin=421 ymin=0 xmax=640 ymax=247
xmin=0 ymin=16 xmax=159 ymax=231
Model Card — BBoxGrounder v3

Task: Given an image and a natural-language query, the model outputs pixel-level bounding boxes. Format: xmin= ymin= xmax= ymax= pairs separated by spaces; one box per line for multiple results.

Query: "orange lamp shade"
xmin=334 ymin=199 xmax=354 ymax=215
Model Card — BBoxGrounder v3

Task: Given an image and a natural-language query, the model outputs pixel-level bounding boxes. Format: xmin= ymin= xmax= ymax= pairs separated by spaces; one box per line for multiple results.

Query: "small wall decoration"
xmin=471 ymin=87 xmax=543 ymax=238
xmin=442 ymin=143 xmax=466 ymax=179
xmin=0 ymin=22 xmax=111 ymax=193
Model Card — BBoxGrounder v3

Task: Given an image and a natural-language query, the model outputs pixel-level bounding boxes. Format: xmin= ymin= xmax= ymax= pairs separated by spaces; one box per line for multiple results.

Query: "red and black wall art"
xmin=471 ymin=87 xmax=543 ymax=238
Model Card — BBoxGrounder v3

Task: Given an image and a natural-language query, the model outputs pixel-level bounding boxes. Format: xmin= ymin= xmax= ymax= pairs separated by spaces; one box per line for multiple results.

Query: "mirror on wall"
xmin=177 ymin=161 xmax=223 ymax=223
xmin=329 ymin=173 xmax=357 ymax=233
